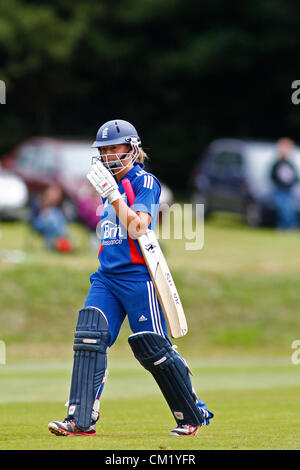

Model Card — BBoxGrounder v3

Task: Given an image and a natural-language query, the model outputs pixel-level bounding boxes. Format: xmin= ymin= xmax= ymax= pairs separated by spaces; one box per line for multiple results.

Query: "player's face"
xmin=101 ymin=144 xmax=130 ymax=161
xmin=100 ymin=144 xmax=133 ymax=178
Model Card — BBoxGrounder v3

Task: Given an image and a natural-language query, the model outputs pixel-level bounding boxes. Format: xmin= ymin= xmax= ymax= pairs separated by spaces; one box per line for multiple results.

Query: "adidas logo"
xmin=138 ymin=315 xmax=147 ymax=322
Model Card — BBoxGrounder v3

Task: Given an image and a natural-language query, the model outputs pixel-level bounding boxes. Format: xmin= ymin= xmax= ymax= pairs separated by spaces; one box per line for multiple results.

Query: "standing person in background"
xmin=48 ymin=119 xmax=213 ymax=437
xmin=270 ymin=138 xmax=299 ymax=230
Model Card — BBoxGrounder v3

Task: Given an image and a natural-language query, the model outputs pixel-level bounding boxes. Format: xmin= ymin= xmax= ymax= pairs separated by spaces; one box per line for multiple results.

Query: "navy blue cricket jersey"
xmin=97 ymin=163 xmax=161 ymax=280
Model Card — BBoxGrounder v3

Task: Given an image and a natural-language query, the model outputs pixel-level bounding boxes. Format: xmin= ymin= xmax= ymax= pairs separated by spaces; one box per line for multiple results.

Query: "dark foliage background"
xmin=0 ymin=0 xmax=299 ymax=192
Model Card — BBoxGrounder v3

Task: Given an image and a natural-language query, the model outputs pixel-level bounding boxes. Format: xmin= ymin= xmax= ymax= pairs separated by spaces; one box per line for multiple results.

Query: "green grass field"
xmin=0 ymin=357 xmax=299 ymax=450
xmin=0 ymin=213 xmax=299 ymax=450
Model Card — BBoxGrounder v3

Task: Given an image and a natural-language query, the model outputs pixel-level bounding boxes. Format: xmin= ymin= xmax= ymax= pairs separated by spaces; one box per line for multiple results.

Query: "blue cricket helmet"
xmin=91 ymin=119 xmax=141 ymax=148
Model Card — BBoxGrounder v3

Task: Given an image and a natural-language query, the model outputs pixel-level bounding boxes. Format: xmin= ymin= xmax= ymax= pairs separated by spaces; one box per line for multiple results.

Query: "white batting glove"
xmin=87 ymin=160 xmax=121 ymax=204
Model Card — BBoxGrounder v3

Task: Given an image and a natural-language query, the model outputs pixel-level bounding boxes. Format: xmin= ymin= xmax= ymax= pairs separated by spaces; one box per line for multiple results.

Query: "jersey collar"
xmin=118 ymin=162 xmax=144 ymax=183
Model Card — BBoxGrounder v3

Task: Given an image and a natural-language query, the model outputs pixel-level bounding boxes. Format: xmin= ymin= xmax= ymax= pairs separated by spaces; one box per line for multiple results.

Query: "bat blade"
xmin=138 ymin=230 xmax=188 ymax=339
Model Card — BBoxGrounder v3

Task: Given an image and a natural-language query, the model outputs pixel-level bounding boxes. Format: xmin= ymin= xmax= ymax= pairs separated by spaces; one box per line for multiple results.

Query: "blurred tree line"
xmin=0 ymin=0 xmax=300 ymax=192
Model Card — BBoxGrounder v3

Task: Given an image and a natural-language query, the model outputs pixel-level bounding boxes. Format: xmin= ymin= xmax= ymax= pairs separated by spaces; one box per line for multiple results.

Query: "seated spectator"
xmin=31 ymin=185 xmax=73 ymax=252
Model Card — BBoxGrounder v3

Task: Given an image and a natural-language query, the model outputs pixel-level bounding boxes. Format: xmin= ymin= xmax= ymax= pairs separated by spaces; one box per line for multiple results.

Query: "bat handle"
xmin=121 ymin=178 xmax=136 ymax=206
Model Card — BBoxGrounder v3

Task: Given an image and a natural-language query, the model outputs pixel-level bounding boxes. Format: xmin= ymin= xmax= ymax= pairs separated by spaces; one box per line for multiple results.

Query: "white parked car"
xmin=0 ymin=166 xmax=28 ymax=219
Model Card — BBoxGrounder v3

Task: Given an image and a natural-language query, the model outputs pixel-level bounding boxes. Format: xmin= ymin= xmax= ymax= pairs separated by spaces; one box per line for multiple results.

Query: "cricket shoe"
xmin=170 ymin=405 xmax=214 ymax=436
xmin=169 ymin=424 xmax=201 ymax=436
xmin=48 ymin=418 xmax=96 ymax=436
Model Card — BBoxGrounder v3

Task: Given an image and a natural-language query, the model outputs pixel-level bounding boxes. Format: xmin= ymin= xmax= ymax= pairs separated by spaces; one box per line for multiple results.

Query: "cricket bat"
xmin=122 ymin=178 xmax=188 ymax=339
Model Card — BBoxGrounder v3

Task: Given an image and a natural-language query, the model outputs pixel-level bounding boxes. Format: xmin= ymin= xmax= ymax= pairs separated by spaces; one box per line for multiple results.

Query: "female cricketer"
xmin=48 ymin=119 xmax=213 ymax=437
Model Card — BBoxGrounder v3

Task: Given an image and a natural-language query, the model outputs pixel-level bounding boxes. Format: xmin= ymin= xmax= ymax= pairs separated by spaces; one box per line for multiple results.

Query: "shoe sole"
xmin=169 ymin=427 xmax=200 ymax=437
xmin=48 ymin=424 xmax=96 ymax=437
